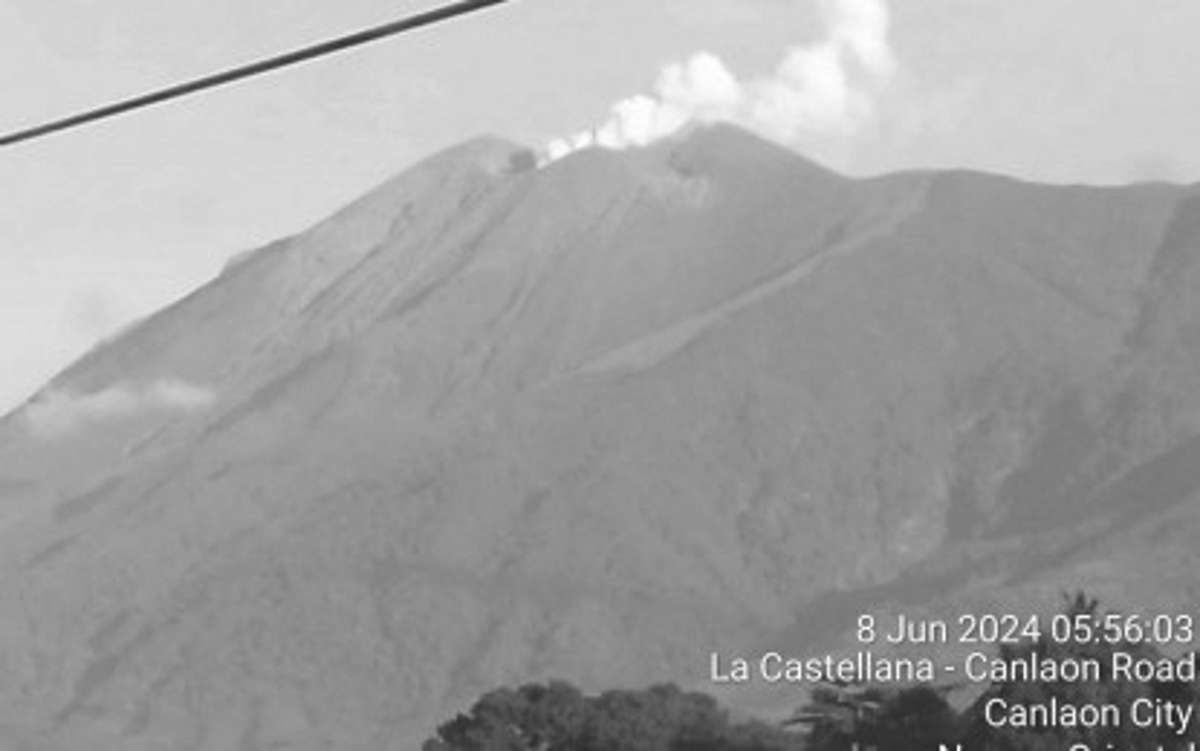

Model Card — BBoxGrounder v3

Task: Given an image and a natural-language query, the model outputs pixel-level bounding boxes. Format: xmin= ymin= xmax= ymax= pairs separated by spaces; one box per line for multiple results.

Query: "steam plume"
xmin=544 ymin=0 xmax=898 ymax=162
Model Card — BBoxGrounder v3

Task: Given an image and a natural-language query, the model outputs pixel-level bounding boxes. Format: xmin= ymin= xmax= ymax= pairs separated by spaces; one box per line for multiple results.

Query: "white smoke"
xmin=24 ymin=378 xmax=217 ymax=440
xmin=544 ymin=0 xmax=898 ymax=162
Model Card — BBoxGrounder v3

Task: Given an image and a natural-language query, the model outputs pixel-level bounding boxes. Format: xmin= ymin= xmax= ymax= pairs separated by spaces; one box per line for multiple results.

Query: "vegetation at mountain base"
xmin=421 ymin=680 xmax=806 ymax=751
xmin=804 ymin=683 xmax=962 ymax=751
xmin=427 ymin=593 xmax=1200 ymax=751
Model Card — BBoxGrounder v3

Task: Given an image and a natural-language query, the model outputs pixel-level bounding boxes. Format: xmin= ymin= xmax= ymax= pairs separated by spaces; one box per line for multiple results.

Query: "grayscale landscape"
xmin=2 ymin=121 xmax=1200 ymax=749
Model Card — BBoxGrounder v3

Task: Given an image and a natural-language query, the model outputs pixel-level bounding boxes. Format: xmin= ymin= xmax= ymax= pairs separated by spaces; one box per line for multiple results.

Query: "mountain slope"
xmin=1 ymin=124 xmax=1198 ymax=749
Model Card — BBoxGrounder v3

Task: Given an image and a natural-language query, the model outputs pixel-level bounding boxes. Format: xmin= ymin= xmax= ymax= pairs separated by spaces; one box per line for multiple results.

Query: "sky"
xmin=1 ymin=0 xmax=1198 ymax=413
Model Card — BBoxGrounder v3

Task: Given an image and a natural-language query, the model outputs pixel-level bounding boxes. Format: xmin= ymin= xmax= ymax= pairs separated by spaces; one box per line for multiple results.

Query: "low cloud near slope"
xmin=24 ymin=379 xmax=216 ymax=440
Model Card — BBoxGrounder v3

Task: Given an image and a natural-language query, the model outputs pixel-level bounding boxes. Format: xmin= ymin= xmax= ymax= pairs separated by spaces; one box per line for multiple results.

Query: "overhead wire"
xmin=0 ymin=0 xmax=510 ymax=148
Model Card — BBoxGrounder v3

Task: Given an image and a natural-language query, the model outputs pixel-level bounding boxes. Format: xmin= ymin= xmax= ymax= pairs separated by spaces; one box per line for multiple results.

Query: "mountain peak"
xmin=427 ymin=134 xmax=537 ymax=176
xmin=650 ymin=121 xmax=843 ymax=181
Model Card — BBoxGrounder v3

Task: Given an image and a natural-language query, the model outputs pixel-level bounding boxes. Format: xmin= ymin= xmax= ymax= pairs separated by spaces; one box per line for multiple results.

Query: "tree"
xmin=800 ymin=683 xmax=961 ymax=751
xmin=424 ymin=681 xmax=804 ymax=751
xmin=869 ymin=686 xmax=963 ymax=751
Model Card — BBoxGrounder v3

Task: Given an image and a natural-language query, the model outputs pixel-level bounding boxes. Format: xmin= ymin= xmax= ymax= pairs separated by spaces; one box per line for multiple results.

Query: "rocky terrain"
xmin=1 ymin=124 xmax=1198 ymax=749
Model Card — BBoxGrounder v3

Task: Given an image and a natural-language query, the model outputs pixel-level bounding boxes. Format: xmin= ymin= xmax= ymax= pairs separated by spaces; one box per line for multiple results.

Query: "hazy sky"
xmin=2 ymin=0 xmax=1198 ymax=412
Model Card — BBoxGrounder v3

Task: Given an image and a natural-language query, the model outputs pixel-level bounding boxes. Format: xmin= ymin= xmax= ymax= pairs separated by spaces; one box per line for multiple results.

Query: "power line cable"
xmin=0 ymin=0 xmax=510 ymax=148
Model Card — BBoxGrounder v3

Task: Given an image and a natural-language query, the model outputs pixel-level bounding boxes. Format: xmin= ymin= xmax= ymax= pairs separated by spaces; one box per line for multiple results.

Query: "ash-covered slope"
xmin=0 ymin=124 xmax=1198 ymax=749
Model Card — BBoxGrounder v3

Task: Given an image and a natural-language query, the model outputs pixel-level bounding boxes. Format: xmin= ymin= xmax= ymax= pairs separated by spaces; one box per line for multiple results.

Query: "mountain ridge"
xmin=2 ymin=123 xmax=1200 ymax=749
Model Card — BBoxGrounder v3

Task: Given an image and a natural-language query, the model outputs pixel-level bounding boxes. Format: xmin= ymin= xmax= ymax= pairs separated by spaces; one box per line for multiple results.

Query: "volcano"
xmin=2 ymin=124 xmax=1199 ymax=749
